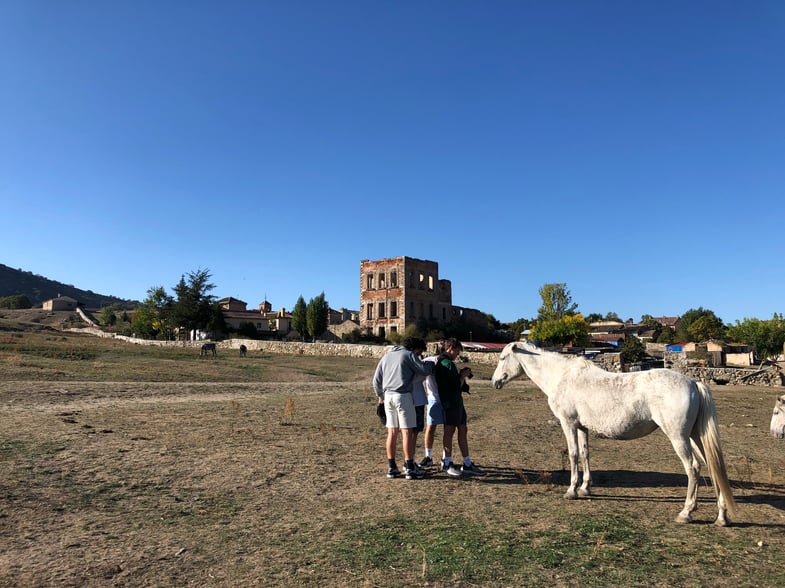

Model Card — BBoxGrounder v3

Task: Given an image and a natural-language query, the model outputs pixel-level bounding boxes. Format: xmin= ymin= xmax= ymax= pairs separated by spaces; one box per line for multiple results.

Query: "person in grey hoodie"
xmin=373 ymin=337 xmax=432 ymax=479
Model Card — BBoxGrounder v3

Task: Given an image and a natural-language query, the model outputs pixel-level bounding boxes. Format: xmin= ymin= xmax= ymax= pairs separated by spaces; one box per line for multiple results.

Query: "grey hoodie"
xmin=372 ymin=345 xmax=433 ymax=400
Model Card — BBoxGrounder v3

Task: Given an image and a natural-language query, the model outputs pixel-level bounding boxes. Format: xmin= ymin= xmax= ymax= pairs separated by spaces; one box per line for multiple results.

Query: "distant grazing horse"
xmin=200 ymin=342 xmax=216 ymax=357
xmin=239 ymin=344 xmax=247 ymax=358
xmin=771 ymin=395 xmax=785 ymax=438
xmin=491 ymin=341 xmax=736 ymax=526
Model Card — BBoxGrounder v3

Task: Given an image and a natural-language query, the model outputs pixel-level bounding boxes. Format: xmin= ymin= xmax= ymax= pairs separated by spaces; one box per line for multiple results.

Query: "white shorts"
xmin=385 ymin=392 xmax=417 ymax=429
xmin=426 ymin=398 xmax=445 ymax=426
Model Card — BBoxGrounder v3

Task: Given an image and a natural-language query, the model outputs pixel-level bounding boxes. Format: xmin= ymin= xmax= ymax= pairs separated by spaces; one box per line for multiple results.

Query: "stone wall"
xmin=71 ymin=330 xmax=784 ymax=386
xmin=664 ymin=352 xmax=783 ymax=386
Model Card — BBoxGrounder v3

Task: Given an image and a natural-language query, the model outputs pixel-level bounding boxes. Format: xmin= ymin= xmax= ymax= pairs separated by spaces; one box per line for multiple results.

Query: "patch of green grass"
xmin=330 ymin=513 xmax=779 ymax=587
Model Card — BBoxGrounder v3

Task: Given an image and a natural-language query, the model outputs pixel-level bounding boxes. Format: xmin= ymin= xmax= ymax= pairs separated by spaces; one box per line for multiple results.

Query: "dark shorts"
xmin=415 ymin=405 xmax=425 ymax=432
xmin=444 ymin=405 xmax=467 ymax=427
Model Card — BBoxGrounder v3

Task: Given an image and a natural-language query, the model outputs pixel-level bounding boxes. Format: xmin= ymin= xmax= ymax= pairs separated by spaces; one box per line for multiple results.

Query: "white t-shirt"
xmin=422 ymin=355 xmax=440 ymax=403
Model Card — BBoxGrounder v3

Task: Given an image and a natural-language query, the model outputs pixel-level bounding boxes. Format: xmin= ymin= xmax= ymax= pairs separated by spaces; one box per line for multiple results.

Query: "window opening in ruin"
xmin=390 ymin=301 xmax=398 ymax=317
xmin=410 ymin=301 xmax=415 ymax=317
xmin=366 ymin=304 xmax=373 ymax=320
xmin=428 ymin=275 xmax=434 ymax=290
xmin=429 ymin=303 xmax=433 ymax=318
xmin=379 ymin=326 xmax=385 ymax=338
xmin=390 ymin=270 xmax=398 ymax=288
xmin=418 ymin=273 xmax=425 ymax=290
xmin=419 ymin=302 xmax=424 ymax=317
xmin=390 ymin=325 xmax=397 ymax=334
xmin=378 ymin=302 xmax=386 ymax=318
xmin=442 ymin=308 xmax=447 ymax=320
xmin=366 ymin=273 xmax=374 ymax=290
xmin=379 ymin=273 xmax=386 ymax=289
xmin=408 ymin=271 xmax=414 ymax=288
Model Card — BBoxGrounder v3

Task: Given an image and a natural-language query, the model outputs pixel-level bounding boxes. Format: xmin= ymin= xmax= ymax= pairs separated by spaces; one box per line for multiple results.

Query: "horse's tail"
xmin=695 ymin=381 xmax=736 ymax=518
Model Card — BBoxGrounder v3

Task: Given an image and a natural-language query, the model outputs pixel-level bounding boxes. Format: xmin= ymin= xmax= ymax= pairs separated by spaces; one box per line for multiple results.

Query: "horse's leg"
xmin=577 ymin=427 xmax=592 ymax=497
xmin=558 ymin=421 xmax=580 ymax=499
xmin=691 ymin=434 xmax=729 ymax=526
xmin=668 ymin=434 xmax=699 ymax=523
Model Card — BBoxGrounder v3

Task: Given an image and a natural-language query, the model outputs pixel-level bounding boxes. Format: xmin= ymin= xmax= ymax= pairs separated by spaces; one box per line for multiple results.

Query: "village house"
xmin=42 ymin=295 xmax=79 ymax=312
xmin=217 ymin=297 xmax=292 ymax=338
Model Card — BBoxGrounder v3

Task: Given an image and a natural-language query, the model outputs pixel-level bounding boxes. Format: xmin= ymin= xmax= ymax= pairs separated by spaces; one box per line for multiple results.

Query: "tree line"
xmin=519 ymin=283 xmax=785 ymax=364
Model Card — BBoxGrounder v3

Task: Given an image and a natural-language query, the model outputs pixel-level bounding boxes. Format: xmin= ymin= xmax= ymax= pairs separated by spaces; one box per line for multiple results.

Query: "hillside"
xmin=0 ymin=263 xmax=138 ymax=309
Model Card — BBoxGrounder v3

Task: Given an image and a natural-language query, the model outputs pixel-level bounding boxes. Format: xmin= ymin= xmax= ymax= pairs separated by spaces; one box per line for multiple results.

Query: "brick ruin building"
xmin=360 ymin=256 xmax=487 ymax=339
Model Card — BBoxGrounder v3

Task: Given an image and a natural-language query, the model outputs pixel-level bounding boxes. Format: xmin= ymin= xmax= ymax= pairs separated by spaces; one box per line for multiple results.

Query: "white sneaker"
xmin=442 ymin=463 xmax=462 ymax=477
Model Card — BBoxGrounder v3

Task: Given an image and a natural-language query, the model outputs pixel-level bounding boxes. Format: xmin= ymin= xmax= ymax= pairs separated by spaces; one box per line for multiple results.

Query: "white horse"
xmin=491 ymin=341 xmax=736 ymax=526
xmin=771 ymin=395 xmax=785 ymax=438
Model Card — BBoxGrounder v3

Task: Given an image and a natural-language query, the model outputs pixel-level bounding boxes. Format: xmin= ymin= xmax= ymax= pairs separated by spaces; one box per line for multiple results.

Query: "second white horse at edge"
xmin=491 ymin=341 xmax=736 ymax=526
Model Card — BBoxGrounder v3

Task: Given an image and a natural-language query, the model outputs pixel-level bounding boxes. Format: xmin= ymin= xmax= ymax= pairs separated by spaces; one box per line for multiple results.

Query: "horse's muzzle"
xmin=493 ymin=375 xmax=506 ymax=390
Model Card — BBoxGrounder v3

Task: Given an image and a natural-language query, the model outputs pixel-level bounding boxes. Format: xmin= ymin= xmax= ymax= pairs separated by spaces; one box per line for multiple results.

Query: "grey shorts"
xmin=384 ymin=392 xmax=417 ymax=429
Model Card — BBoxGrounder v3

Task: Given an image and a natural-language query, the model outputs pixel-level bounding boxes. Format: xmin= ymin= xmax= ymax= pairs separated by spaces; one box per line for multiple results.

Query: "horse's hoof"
xmin=578 ymin=488 xmax=591 ymax=498
xmin=563 ymin=491 xmax=578 ymax=500
xmin=714 ymin=517 xmax=729 ymax=527
xmin=675 ymin=514 xmax=692 ymax=524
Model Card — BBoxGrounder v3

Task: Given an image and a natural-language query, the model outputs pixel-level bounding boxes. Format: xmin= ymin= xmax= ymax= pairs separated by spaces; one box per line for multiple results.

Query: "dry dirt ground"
xmin=1 ymin=323 xmax=784 ymax=587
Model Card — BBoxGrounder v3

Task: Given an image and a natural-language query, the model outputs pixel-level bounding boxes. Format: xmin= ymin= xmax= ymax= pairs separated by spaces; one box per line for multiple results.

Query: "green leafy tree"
xmin=205 ymin=300 xmax=228 ymax=338
xmin=0 ymin=294 xmax=32 ymax=309
xmin=291 ymin=295 xmax=307 ymax=341
xmin=99 ymin=305 xmax=118 ymax=326
xmin=687 ymin=314 xmax=725 ymax=342
xmin=171 ymin=269 xmax=216 ymax=338
xmin=620 ymin=335 xmax=647 ymax=363
xmin=236 ymin=321 xmax=259 ymax=339
xmin=675 ymin=307 xmax=723 ymax=342
xmin=306 ymin=292 xmax=329 ymax=341
xmin=485 ymin=313 xmax=501 ymax=331
xmin=130 ymin=286 xmax=173 ymax=339
xmin=536 ymin=283 xmax=579 ymax=322
xmin=584 ymin=312 xmax=603 ymax=324
xmin=531 ymin=283 xmax=587 ymax=346
xmin=504 ymin=317 xmax=532 ymax=340
xmin=531 ymin=314 xmax=590 ymax=347
xmin=726 ymin=314 xmax=785 ymax=362
xmin=656 ymin=327 xmax=676 ymax=344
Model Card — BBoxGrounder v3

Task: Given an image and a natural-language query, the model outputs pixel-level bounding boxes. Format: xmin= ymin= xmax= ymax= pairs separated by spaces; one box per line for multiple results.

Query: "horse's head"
xmin=492 ymin=341 xmax=537 ymax=389
xmin=771 ymin=395 xmax=785 ymax=439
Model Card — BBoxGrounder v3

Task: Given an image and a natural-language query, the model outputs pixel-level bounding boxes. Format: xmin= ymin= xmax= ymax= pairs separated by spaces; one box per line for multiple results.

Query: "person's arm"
xmin=406 ymin=351 xmax=434 ymax=377
xmin=372 ymin=361 xmax=384 ymax=401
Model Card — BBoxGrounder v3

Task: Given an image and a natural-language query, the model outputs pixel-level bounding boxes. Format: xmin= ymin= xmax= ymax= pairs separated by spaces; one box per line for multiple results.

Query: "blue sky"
xmin=2 ymin=2 xmax=783 ymax=325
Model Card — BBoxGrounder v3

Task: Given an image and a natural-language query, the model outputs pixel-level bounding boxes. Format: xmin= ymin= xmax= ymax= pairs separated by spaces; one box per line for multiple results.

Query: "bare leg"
xmin=402 ymin=428 xmax=417 ymax=462
xmin=424 ymin=424 xmax=435 ymax=454
xmin=386 ymin=427 xmax=399 ymax=460
xmin=457 ymin=425 xmax=469 ymax=460
xmin=443 ymin=425 xmax=456 ymax=462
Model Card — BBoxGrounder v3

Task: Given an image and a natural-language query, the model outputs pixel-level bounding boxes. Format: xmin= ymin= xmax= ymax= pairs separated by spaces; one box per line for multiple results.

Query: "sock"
xmin=425 ymin=448 xmax=432 ymax=459
xmin=443 ymin=456 xmax=452 ymax=466
xmin=405 ymin=459 xmax=415 ymax=470
xmin=464 ymin=456 xmax=472 ymax=467
xmin=388 ymin=459 xmax=397 ymax=469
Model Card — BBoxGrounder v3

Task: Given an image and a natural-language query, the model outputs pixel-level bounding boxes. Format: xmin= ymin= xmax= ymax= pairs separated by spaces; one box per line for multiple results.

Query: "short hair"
xmin=444 ymin=337 xmax=463 ymax=352
xmin=403 ymin=337 xmax=425 ymax=352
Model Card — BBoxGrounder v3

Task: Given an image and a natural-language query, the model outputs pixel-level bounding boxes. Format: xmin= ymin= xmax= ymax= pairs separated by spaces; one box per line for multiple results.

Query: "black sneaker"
xmin=419 ymin=456 xmax=434 ymax=468
xmin=387 ymin=467 xmax=401 ymax=479
xmin=404 ymin=466 xmax=425 ymax=480
xmin=461 ymin=462 xmax=486 ymax=476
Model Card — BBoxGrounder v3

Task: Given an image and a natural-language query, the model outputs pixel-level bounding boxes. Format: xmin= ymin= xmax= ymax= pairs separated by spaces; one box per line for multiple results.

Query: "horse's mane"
xmin=517 ymin=343 xmax=600 ymax=372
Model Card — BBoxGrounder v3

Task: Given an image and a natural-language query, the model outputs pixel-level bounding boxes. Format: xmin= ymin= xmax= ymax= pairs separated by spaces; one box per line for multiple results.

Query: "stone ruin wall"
xmin=84 ymin=331 xmax=784 ymax=386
